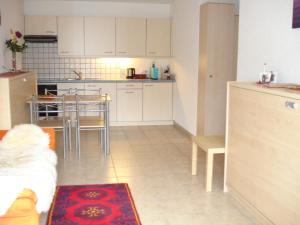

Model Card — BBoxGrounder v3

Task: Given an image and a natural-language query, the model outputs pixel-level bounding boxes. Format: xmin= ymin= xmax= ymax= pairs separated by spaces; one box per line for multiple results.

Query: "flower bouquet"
xmin=5 ymin=30 xmax=27 ymax=72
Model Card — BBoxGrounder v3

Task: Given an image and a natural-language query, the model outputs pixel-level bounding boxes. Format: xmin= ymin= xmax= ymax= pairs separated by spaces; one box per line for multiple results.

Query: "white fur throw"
xmin=0 ymin=124 xmax=57 ymax=216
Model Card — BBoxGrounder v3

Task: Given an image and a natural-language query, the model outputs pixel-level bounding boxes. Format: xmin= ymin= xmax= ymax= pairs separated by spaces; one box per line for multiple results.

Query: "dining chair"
xmin=74 ymin=93 xmax=109 ymax=158
xmin=31 ymin=94 xmax=70 ymax=158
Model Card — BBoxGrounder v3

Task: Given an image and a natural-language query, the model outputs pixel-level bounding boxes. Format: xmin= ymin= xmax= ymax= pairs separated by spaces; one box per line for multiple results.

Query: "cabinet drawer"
xmin=117 ymin=82 xmax=142 ymax=89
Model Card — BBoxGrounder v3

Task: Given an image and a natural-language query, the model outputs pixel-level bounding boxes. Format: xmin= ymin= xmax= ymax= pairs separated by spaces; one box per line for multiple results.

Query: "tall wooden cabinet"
xmin=197 ymin=3 xmax=236 ymax=136
xmin=0 ymin=72 xmax=37 ymax=130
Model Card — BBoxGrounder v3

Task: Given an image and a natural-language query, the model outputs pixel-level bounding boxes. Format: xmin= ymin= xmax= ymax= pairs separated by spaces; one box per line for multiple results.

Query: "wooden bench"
xmin=192 ymin=135 xmax=225 ymax=192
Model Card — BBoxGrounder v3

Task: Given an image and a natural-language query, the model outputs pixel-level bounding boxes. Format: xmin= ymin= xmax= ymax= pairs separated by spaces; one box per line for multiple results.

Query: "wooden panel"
xmin=143 ymin=83 xmax=172 ymax=121
xmin=85 ymin=17 xmax=116 ymax=56
xmin=116 ymin=18 xmax=146 ymax=57
xmin=57 ymin=17 xmax=84 ymax=56
xmin=0 ymin=79 xmax=11 ymax=129
xmin=9 ymin=73 xmax=37 ymax=127
xmin=227 ymin=85 xmax=300 ymax=225
xmin=25 ymin=16 xmax=57 ymax=35
xmin=197 ymin=3 xmax=236 ymax=136
xmin=146 ymin=18 xmax=171 ymax=57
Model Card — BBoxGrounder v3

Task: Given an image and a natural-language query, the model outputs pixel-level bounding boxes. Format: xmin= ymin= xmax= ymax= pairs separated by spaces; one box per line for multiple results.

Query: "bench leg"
xmin=192 ymin=142 xmax=198 ymax=175
xmin=206 ymin=151 xmax=214 ymax=192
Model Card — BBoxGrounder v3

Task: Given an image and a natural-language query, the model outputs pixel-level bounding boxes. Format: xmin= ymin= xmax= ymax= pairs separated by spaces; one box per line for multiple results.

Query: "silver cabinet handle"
xmin=125 ymin=91 xmax=135 ymax=94
xmin=87 ymin=85 xmax=96 ymax=87
xmin=104 ymin=51 xmax=113 ymax=54
xmin=126 ymin=84 xmax=135 ymax=87
xmin=45 ymin=31 xmax=55 ymax=34
xmin=118 ymin=51 xmax=127 ymax=54
xmin=60 ymin=51 xmax=69 ymax=54
xmin=144 ymin=84 xmax=154 ymax=87
xmin=148 ymin=51 xmax=156 ymax=54
xmin=285 ymin=101 xmax=298 ymax=109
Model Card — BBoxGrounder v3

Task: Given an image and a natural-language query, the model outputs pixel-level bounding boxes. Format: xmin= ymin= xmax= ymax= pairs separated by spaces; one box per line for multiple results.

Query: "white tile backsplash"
xmin=22 ymin=42 xmax=171 ymax=80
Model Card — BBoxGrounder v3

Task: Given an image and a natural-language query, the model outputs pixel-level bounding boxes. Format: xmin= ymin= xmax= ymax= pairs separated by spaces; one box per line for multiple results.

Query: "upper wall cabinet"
xmin=57 ymin=17 xmax=85 ymax=56
xmin=146 ymin=18 xmax=171 ymax=57
xmin=116 ymin=18 xmax=146 ymax=57
xmin=85 ymin=17 xmax=116 ymax=56
xmin=25 ymin=16 xmax=57 ymax=35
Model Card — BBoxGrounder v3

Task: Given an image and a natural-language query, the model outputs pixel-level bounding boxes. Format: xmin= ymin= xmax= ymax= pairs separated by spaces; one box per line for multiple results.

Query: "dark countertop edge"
xmin=38 ymin=79 xmax=175 ymax=84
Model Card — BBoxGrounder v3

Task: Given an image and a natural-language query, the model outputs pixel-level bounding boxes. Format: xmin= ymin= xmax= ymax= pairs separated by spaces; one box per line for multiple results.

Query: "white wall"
xmin=0 ymin=0 xmax=24 ymax=72
xmin=24 ymin=0 xmax=170 ymax=17
xmin=171 ymin=0 xmax=237 ymax=135
xmin=238 ymin=0 xmax=300 ymax=83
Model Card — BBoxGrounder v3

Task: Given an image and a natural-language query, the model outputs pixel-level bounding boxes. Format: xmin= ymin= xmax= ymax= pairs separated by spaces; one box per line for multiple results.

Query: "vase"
xmin=11 ymin=51 xmax=17 ymax=72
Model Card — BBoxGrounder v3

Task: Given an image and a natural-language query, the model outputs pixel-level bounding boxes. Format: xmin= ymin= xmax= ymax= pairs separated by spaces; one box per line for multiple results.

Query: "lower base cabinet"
xmin=117 ymin=89 xmax=143 ymax=122
xmin=143 ymin=83 xmax=172 ymax=121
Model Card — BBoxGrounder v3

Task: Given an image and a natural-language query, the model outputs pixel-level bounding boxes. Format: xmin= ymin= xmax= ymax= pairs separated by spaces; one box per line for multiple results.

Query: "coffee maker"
xmin=126 ymin=68 xmax=135 ymax=79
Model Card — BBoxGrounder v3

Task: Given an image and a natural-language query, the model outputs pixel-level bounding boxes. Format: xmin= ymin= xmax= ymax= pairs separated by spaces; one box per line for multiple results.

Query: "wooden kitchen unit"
xmin=226 ymin=82 xmax=300 ymax=225
xmin=0 ymin=72 xmax=37 ymax=129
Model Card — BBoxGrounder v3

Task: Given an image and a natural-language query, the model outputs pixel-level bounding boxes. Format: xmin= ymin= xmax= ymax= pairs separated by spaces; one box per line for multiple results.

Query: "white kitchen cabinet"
xmin=146 ymin=18 xmax=171 ymax=57
xmin=116 ymin=18 xmax=146 ymax=57
xmin=57 ymin=17 xmax=84 ymax=56
xmin=25 ymin=16 xmax=57 ymax=36
xmin=117 ymin=88 xmax=142 ymax=122
xmin=85 ymin=17 xmax=116 ymax=56
xmin=85 ymin=83 xmax=117 ymax=121
xmin=143 ymin=83 xmax=172 ymax=121
xmin=57 ymin=83 xmax=85 ymax=95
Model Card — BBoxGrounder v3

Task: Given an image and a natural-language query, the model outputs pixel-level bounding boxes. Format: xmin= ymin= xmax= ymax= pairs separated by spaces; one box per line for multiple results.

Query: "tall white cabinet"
xmin=146 ymin=18 xmax=171 ymax=57
xmin=116 ymin=18 xmax=146 ymax=57
xmin=84 ymin=17 xmax=116 ymax=56
xmin=57 ymin=17 xmax=85 ymax=56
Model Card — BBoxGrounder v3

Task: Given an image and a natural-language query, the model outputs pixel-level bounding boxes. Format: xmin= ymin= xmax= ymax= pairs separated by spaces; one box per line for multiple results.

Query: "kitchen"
xmin=0 ymin=0 xmax=300 ymax=225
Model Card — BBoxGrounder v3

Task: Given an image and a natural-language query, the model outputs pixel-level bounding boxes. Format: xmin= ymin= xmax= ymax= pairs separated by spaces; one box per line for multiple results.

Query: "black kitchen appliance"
xmin=126 ymin=68 xmax=135 ymax=79
xmin=37 ymin=84 xmax=58 ymax=116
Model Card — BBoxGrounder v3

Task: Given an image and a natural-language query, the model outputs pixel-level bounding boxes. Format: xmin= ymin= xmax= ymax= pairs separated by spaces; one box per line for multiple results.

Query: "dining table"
xmin=27 ymin=94 xmax=111 ymax=155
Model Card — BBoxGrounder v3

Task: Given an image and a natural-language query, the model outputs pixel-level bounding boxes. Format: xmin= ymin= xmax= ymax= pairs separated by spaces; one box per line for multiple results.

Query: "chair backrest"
xmin=32 ymin=95 xmax=66 ymax=123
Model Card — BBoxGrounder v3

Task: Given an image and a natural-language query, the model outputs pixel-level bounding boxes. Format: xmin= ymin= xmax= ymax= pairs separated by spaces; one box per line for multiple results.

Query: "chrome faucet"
xmin=72 ymin=70 xmax=83 ymax=80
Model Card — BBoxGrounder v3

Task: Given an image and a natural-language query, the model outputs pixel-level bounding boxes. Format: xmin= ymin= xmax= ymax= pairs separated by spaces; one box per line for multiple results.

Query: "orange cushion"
xmin=0 ymin=128 xmax=56 ymax=150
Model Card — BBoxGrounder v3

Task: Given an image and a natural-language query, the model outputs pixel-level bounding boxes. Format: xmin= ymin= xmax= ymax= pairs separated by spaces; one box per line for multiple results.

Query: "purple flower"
xmin=15 ymin=31 xmax=22 ymax=38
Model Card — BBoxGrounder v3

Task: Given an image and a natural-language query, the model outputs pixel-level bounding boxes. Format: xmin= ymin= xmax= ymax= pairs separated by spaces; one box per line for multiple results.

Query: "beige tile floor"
xmin=41 ymin=126 xmax=259 ymax=225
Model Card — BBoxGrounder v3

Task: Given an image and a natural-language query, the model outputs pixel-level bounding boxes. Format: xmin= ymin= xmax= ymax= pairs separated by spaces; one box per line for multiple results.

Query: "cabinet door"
xmin=143 ymin=83 xmax=172 ymax=121
xmin=25 ymin=16 xmax=57 ymax=35
xmin=10 ymin=73 xmax=37 ymax=127
xmin=85 ymin=17 xmax=116 ymax=56
xmin=117 ymin=89 xmax=142 ymax=122
xmin=116 ymin=18 xmax=146 ymax=57
xmin=146 ymin=19 xmax=171 ymax=57
xmin=57 ymin=17 xmax=84 ymax=56
xmin=85 ymin=83 xmax=117 ymax=122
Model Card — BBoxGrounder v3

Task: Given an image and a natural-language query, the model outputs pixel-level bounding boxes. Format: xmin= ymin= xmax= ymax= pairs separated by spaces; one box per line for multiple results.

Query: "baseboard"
xmin=228 ymin=185 xmax=275 ymax=225
xmin=110 ymin=121 xmax=174 ymax=126
xmin=174 ymin=121 xmax=193 ymax=138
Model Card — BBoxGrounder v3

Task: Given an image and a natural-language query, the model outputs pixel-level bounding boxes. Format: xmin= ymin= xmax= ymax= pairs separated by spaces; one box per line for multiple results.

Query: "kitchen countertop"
xmin=229 ymin=82 xmax=300 ymax=100
xmin=38 ymin=78 xmax=175 ymax=84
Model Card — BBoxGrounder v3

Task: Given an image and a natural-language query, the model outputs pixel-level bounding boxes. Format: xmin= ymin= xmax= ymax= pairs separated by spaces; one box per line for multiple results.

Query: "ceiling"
xmin=27 ymin=0 xmax=173 ymax=3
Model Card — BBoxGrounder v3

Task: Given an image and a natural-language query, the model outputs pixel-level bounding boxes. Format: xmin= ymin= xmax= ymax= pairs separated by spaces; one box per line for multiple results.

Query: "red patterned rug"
xmin=47 ymin=183 xmax=142 ymax=225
